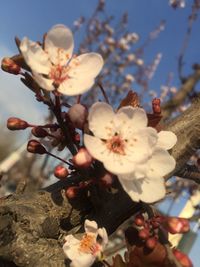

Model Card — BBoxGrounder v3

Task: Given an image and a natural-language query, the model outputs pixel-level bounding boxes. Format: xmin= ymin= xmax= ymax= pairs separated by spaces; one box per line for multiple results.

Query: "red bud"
xmin=164 ymin=217 xmax=190 ymax=234
xmin=54 ymin=165 xmax=69 ymax=179
xmin=65 ymin=186 xmax=79 ymax=199
xmin=145 ymin=237 xmax=157 ymax=250
xmin=134 ymin=214 xmax=145 ymax=226
xmin=1 ymin=57 xmax=21 ymax=75
xmin=138 ymin=228 xmax=150 ymax=240
xmin=27 ymin=140 xmax=46 ymax=154
xmin=152 ymin=98 xmax=161 ymax=114
xmin=7 ymin=117 xmax=28 ymax=130
xmin=173 ymin=249 xmax=193 ymax=267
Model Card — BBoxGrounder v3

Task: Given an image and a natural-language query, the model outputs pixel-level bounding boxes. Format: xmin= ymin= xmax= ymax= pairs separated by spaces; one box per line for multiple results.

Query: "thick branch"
xmin=162 ymin=69 xmax=200 ymax=119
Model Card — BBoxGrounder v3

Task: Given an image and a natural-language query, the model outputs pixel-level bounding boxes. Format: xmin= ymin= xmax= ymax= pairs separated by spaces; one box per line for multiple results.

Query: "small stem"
xmin=102 ymin=260 xmax=111 ymax=267
xmin=46 ymin=152 xmax=73 ymax=167
xmin=77 ymin=94 xmax=81 ymax=104
xmin=98 ymin=83 xmax=110 ymax=104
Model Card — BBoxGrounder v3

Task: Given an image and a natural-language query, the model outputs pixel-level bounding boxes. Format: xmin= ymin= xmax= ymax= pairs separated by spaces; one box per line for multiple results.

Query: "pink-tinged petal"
xmin=20 ymin=37 xmax=51 ymax=74
xmin=69 ymin=53 xmax=104 ymax=79
xmin=57 ymin=77 xmax=95 ymax=96
xmin=88 ymin=102 xmax=115 ymax=139
xmin=157 ymin=131 xmax=177 ymax=150
xmin=33 ymin=72 xmax=54 ymax=91
xmin=118 ymin=176 xmax=166 ymax=203
xmin=117 ymin=107 xmax=148 ymax=131
xmin=147 ymin=148 xmax=176 ymax=178
xmin=84 ymin=220 xmax=98 ymax=234
xmin=45 ymin=24 xmax=74 ymax=65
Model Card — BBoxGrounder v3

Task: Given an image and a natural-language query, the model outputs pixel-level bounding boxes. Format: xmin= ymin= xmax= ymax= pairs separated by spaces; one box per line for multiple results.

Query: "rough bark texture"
xmin=0 ymin=97 xmax=200 ymax=267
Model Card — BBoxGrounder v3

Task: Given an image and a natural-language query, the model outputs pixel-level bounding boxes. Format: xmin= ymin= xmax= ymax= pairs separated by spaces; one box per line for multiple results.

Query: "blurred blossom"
xmin=125 ymin=74 xmax=135 ymax=83
xmin=169 ymin=0 xmax=186 ymax=8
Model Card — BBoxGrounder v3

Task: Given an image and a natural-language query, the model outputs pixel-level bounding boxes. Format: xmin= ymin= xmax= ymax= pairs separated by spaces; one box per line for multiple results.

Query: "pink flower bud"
xmin=164 ymin=217 xmax=190 ymax=234
xmin=68 ymin=104 xmax=88 ymax=129
xmin=27 ymin=140 xmax=47 ymax=154
xmin=134 ymin=214 xmax=145 ymax=227
xmin=173 ymin=249 xmax=193 ymax=267
xmin=65 ymin=186 xmax=79 ymax=199
xmin=7 ymin=117 xmax=28 ymax=130
xmin=31 ymin=126 xmax=48 ymax=138
xmin=145 ymin=237 xmax=157 ymax=250
xmin=54 ymin=165 xmax=69 ymax=179
xmin=72 ymin=148 xmax=93 ymax=168
xmin=1 ymin=57 xmax=21 ymax=75
xmin=138 ymin=228 xmax=150 ymax=240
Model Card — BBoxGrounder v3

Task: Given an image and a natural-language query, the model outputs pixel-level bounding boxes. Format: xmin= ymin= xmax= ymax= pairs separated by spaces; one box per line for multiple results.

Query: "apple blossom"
xmin=63 ymin=219 xmax=108 ymax=267
xmin=20 ymin=24 xmax=104 ymax=96
xmin=84 ymin=102 xmax=176 ymax=176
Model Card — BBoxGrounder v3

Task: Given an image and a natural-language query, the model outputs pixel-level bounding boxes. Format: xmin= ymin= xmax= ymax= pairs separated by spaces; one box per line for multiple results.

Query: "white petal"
xmin=84 ymin=135 xmax=135 ymax=174
xmin=33 ymin=72 xmax=54 ymax=91
xmin=84 ymin=135 xmax=109 ymax=162
xmin=63 ymin=235 xmax=80 ymax=260
xmin=58 ymin=77 xmax=95 ymax=96
xmin=84 ymin=220 xmax=98 ymax=234
xmin=69 ymin=53 xmax=104 ymax=79
xmin=147 ymin=148 xmax=176 ymax=178
xmin=117 ymin=107 xmax=148 ymax=131
xmin=157 ymin=131 xmax=177 ymax=150
xmin=45 ymin=24 xmax=74 ymax=65
xmin=88 ymin=102 xmax=115 ymax=139
xmin=20 ymin=37 xmax=51 ymax=74
xmin=118 ymin=176 xmax=166 ymax=203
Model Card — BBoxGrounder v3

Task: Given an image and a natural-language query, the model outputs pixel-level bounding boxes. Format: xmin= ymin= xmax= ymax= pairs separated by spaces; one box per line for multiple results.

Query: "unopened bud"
xmin=54 ymin=165 xmax=69 ymax=179
xmin=173 ymin=249 xmax=193 ymax=267
xmin=134 ymin=214 xmax=145 ymax=226
xmin=31 ymin=126 xmax=48 ymax=138
xmin=164 ymin=217 xmax=190 ymax=234
xmin=65 ymin=186 xmax=79 ymax=199
xmin=7 ymin=117 xmax=28 ymax=130
xmin=68 ymin=104 xmax=88 ymax=129
xmin=27 ymin=140 xmax=46 ymax=154
xmin=145 ymin=237 xmax=157 ymax=250
xmin=1 ymin=57 xmax=21 ymax=75
xmin=72 ymin=148 xmax=93 ymax=168
xmin=152 ymin=98 xmax=161 ymax=114
xmin=138 ymin=228 xmax=150 ymax=240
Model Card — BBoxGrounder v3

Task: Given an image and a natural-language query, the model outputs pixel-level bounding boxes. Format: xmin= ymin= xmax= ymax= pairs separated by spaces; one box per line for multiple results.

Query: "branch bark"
xmin=0 ymin=97 xmax=200 ymax=266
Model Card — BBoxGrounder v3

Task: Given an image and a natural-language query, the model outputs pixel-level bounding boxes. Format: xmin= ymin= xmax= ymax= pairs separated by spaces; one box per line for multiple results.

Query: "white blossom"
xmin=169 ymin=0 xmax=186 ymax=8
xmin=20 ymin=24 xmax=103 ymax=96
xmin=84 ymin=102 xmax=177 ymax=203
xmin=63 ymin=220 xmax=108 ymax=267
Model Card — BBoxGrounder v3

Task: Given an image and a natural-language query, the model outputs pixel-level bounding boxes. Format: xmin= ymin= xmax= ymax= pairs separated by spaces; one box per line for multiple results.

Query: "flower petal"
xmin=84 ymin=220 xmax=98 ymax=234
xmin=117 ymin=107 xmax=148 ymax=131
xmin=45 ymin=24 xmax=74 ymax=65
xmin=33 ymin=72 xmax=54 ymax=91
xmin=58 ymin=76 xmax=95 ymax=96
xmin=69 ymin=53 xmax=104 ymax=79
xmin=87 ymin=102 xmax=115 ymax=139
xmin=147 ymin=148 xmax=176 ymax=178
xmin=84 ymin=134 xmax=135 ymax=174
xmin=20 ymin=37 xmax=51 ymax=74
xmin=157 ymin=131 xmax=177 ymax=150
xmin=118 ymin=176 xmax=166 ymax=203
xmin=71 ymin=253 xmax=95 ymax=267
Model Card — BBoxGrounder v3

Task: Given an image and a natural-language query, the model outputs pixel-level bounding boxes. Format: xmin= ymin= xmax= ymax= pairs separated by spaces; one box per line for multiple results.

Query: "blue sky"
xmin=0 ymin=0 xmax=200 ymax=265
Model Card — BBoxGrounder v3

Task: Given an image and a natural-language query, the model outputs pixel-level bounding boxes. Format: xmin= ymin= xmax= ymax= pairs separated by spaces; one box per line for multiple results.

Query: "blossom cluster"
xmin=2 ymin=24 xmax=179 ymax=266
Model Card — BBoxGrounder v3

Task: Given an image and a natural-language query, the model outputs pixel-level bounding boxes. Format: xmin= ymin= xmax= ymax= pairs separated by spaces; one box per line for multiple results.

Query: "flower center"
xmin=79 ymin=234 xmax=100 ymax=255
xmin=106 ymin=134 xmax=126 ymax=155
xmin=49 ymin=65 xmax=69 ymax=86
